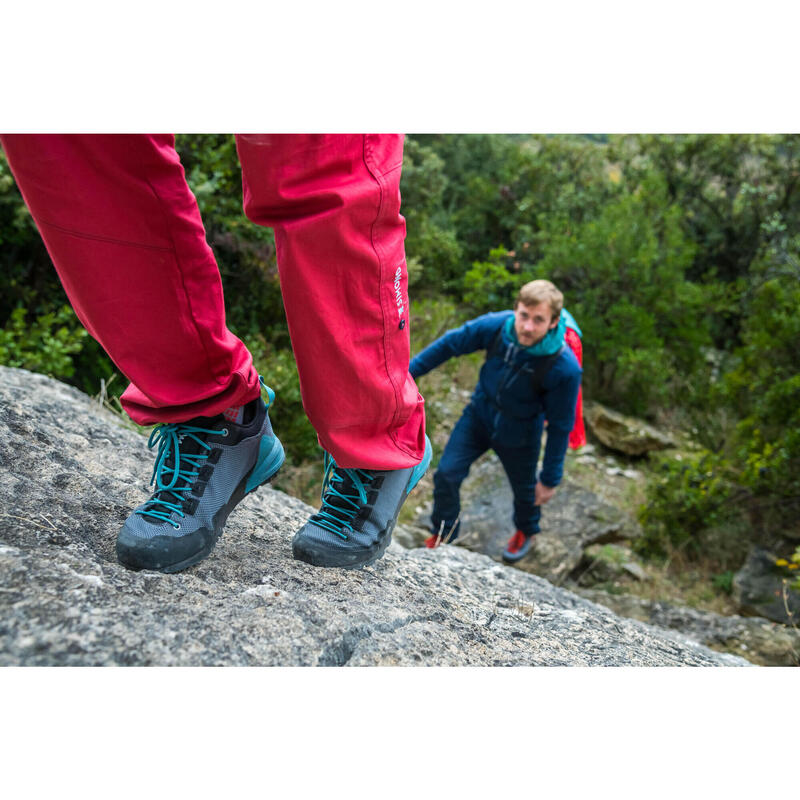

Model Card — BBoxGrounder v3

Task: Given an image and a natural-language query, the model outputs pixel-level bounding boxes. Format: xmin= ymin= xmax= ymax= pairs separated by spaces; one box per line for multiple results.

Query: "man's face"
xmin=514 ymin=301 xmax=559 ymax=347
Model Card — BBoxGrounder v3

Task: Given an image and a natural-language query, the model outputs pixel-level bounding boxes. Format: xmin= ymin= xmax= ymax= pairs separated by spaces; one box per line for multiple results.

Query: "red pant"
xmin=1 ymin=134 xmax=425 ymax=469
xmin=565 ymin=326 xmax=586 ymax=449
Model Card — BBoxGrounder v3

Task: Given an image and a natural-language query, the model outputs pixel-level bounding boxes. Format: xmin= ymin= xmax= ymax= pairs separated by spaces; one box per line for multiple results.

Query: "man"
xmin=409 ymin=279 xmax=581 ymax=562
xmin=1 ymin=134 xmax=431 ymax=573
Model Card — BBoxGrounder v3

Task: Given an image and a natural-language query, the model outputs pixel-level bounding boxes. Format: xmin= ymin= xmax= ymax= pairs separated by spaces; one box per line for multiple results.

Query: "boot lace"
xmin=135 ymin=422 xmax=226 ymax=528
xmin=310 ymin=452 xmax=375 ymax=540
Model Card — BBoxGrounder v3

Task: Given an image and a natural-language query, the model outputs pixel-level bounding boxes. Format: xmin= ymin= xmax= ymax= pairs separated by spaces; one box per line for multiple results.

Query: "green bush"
xmin=411 ymin=134 xmax=614 ymax=271
xmin=719 ymin=236 xmax=800 ymax=537
xmin=711 ymin=571 xmax=735 ymax=595
xmin=637 ymin=452 xmax=740 ymax=559
xmin=0 ymin=305 xmax=88 ymax=379
xmin=462 ymin=246 xmax=517 ymax=312
xmin=400 ymin=138 xmax=464 ymax=290
xmin=530 ymin=172 xmax=707 ymax=416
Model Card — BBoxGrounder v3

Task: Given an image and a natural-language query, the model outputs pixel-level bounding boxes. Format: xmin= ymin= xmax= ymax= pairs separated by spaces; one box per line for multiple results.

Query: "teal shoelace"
xmin=135 ymin=422 xmax=226 ymax=528
xmin=310 ymin=452 xmax=375 ymax=540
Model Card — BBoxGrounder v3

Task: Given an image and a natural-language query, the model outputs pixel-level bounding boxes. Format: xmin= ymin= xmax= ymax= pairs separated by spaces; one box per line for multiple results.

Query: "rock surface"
xmin=0 ymin=367 xmax=746 ymax=666
xmin=413 ymin=451 xmax=641 ymax=584
xmin=733 ymin=546 xmax=800 ymax=625
xmin=576 ymin=588 xmax=800 ymax=667
xmin=584 ymin=401 xmax=676 ymax=455
xmin=575 ymin=543 xmax=650 ymax=585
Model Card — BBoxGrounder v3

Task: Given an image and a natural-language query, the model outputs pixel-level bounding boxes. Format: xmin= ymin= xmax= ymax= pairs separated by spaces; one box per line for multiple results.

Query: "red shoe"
xmin=502 ymin=529 xmax=535 ymax=563
xmin=424 ymin=535 xmax=441 ymax=549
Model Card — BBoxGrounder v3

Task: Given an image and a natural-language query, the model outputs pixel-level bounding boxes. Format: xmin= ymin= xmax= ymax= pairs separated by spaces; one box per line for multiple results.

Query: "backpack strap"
xmin=484 ymin=321 xmax=566 ymax=415
xmin=529 ymin=343 xmax=566 ymax=398
xmin=486 ymin=323 xmax=505 ymax=361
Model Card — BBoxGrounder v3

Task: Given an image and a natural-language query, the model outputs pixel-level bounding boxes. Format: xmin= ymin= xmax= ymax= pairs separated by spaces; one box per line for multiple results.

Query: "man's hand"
xmin=535 ymin=481 xmax=556 ymax=506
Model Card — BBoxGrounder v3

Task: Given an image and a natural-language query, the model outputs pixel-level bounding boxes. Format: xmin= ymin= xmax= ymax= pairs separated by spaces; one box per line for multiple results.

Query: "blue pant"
xmin=431 ymin=404 xmax=542 ymax=541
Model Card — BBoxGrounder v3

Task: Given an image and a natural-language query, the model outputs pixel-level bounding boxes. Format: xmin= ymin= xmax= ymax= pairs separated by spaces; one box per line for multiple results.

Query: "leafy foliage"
xmin=637 ymin=452 xmax=736 ymax=557
xmin=400 ymin=138 xmax=463 ymax=290
xmin=0 ymin=306 xmax=88 ymax=379
xmin=718 ymin=234 xmax=800 ymax=537
xmin=529 ymin=172 xmax=705 ymax=415
xmin=462 ymin=246 xmax=516 ymax=312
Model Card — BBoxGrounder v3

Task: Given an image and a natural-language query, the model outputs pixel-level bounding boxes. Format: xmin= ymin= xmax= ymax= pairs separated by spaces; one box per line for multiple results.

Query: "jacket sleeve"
xmin=539 ymin=367 xmax=581 ymax=487
xmin=409 ymin=313 xmax=502 ymax=379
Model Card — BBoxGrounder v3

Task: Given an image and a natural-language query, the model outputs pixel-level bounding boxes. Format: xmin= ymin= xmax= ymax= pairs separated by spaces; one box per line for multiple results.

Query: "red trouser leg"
xmin=235 ymin=134 xmax=425 ymax=469
xmin=0 ymin=134 xmax=260 ymax=424
xmin=565 ymin=327 xmax=587 ymax=449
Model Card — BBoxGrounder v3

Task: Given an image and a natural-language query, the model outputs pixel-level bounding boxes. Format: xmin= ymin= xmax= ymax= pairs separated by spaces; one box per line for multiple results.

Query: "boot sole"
xmin=501 ymin=539 xmax=536 ymax=564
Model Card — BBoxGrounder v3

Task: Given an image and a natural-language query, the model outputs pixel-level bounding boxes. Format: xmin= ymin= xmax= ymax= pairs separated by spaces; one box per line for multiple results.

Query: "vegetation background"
xmin=2 ymin=133 xmax=798 ymax=593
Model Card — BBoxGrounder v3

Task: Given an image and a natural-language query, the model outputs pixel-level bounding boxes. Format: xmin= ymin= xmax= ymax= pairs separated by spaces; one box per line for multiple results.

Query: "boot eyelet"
xmin=221 ymin=428 xmax=229 ymax=437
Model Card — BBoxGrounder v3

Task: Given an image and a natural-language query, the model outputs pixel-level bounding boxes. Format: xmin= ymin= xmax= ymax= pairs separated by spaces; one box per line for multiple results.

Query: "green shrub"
xmin=637 ymin=452 xmax=740 ymax=559
xmin=719 ymin=235 xmax=800 ymax=537
xmin=0 ymin=305 xmax=88 ymax=379
xmin=400 ymin=138 xmax=463 ymax=290
xmin=712 ymin=571 xmax=735 ymax=595
xmin=462 ymin=246 xmax=516 ymax=312
xmin=530 ymin=172 xmax=708 ymax=416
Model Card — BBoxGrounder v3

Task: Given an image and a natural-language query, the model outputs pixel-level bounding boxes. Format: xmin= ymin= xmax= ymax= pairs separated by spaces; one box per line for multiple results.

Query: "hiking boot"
xmin=424 ymin=534 xmax=440 ymax=549
xmin=116 ymin=385 xmax=285 ymax=573
xmin=502 ymin=529 xmax=536 ymax=563
xmin=292 ymin=436 xmax=433 ymax=569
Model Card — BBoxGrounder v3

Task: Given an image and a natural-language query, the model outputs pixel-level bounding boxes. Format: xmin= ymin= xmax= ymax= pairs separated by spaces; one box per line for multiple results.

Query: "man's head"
xmin=513 ymin=279 xmax=563 ymax=347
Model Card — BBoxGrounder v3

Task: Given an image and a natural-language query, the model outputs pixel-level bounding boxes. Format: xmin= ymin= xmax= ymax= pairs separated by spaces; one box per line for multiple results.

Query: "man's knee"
xmin=435 ymin=437 xmax=478 ymax=486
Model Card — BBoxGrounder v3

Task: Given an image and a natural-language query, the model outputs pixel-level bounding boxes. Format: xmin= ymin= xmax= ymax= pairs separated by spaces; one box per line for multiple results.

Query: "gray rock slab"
xmin=576 ymin=588 xmax=800 ymax=667
xmin=415 ymin=451 xmax=641 ymax=584
xmin=733 ymin=546 xmax=800 ymax=625
xmin=0 ymin=367 xmax=746 ymax=666
xmin=575 ymin=543 xmax=649 ymax=585
xmin=584 ymin=401 xmax=676 ymax=455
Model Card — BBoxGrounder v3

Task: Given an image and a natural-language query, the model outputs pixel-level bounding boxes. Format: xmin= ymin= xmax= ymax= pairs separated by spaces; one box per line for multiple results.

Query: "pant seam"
xmin=37 ymin=218 xmax=175 ymax=253
xmin=362 ymin=135 xmax=407 ymax=449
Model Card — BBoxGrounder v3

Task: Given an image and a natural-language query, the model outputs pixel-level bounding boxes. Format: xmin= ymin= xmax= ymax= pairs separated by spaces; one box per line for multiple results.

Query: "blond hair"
xmin=515 ymin=279 xmax=563 ymax=321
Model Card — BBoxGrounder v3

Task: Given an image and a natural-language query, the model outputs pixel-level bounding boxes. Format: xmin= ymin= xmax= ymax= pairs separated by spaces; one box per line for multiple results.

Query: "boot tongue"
xmin=311 ymin=467 xmax=371 ymax=528
xmin=183 ymin=410 xmax=225 ymax=429
xmin=324 ymin=470 xmax=357 ymax=514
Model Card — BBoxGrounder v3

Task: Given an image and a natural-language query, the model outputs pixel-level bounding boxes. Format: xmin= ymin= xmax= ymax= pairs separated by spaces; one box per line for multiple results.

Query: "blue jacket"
xmin=409 ymin=310 xmax=582 ymax=487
